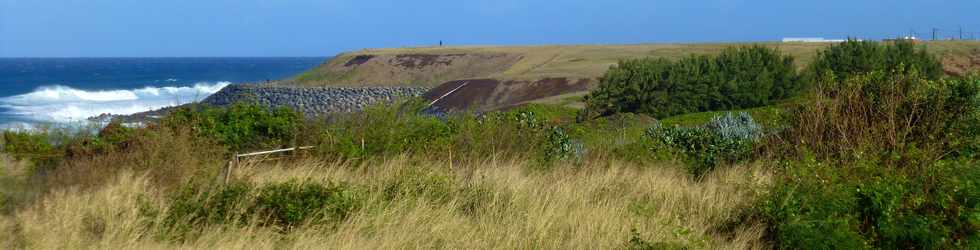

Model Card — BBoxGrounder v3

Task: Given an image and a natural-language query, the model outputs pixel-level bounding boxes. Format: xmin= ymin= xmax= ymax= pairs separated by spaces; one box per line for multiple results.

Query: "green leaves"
xmin=162 ymin=103 xmax=301 ymax=152
xmin=646 ymin=112 xmax=761 ymax=177
xmin=806 ymin=40 xmax=943 ymax=86
xmin=163 ymin=181 xmax=360 ymax=235
xmin=584 ymin=45 xmax=800 ymax=120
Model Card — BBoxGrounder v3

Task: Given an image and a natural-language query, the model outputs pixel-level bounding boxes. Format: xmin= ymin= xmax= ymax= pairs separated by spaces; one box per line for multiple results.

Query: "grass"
xmin=0 ymin=156 xmax=771 ymax=249
xmin=3 ymin=40 xmax=978 ymax=249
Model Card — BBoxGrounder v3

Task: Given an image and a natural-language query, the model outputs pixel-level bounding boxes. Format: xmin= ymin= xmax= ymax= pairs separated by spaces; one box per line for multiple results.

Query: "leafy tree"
xmin=805 ymin=40 xmax=943 ymax=85
xmin=584 ymin=45 xmax=799 ymax=119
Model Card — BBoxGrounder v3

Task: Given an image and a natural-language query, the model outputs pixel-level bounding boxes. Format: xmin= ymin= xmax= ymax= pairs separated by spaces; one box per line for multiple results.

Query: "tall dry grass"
xmin=0 ymin=156 xmax=771 ymax=249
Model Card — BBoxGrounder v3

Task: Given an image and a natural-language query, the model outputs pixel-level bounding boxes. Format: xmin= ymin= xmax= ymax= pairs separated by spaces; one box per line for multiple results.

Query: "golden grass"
xmin=1 ymin=156 xmax=772 ymax=249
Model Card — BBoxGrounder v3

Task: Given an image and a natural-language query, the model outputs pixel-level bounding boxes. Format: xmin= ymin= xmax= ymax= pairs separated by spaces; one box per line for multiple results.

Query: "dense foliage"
xmin=762 ymin=159 xmax=980 ymax=249
xmin=781 ymin=69 xmax=977 ymax=164
xmin=164 ymin=181 xmax=359 ymax=236
xmin=806 ymin=40 xmax=943 ymax=84
xmin=646 ymin=112 xmax=762 ymax=177
xmin=761 ymin=68 xmax=980 ymax=249
xmin=163 ymin=103 xmax=302 ymax=152
xmin=584 ymin=45 xmax=799 ymax=119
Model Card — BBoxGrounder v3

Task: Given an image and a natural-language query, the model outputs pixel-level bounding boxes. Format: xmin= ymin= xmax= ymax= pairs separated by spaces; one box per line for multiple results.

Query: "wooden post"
xmin=224 ymin=152 xmax=239 ymax=184
xmin=222 ymin=160 xmax=231 ymax=184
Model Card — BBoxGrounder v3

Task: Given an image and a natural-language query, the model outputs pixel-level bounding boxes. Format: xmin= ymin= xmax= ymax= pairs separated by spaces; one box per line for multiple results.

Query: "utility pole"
xmin=932 ymin=28 xmax=938 ymax=41
xmin=959 ymin=27 xmax=964 ymax=40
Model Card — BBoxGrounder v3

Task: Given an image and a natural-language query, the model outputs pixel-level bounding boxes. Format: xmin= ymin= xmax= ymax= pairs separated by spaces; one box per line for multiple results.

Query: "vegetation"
xmin=288 ymin=41 xmax=980 ymax=89
xmin=758 ymin=68 xmax=980 ymax=249
xmin=583 ymin=45 xmax=800 ymax=119
xmin=647 ymin=112 xmax=763 ymax=177
xmin=806 ymin=40 xmax=944 ymax=83
xmin=2 ymin=40 xmax=979 ymax=249
xmin=163 ymin=103 xmax=302 ymax=152
xmin=163 ymin=180 xmax=360 ymax=237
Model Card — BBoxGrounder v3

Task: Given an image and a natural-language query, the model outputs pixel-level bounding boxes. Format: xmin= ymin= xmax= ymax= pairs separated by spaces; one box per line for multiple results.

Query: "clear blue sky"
xmin=1 ymin=0 xmax=978 ymax=57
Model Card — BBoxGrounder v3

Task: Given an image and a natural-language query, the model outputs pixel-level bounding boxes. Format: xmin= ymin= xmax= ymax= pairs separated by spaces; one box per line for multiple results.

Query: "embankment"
xmin=282 ymin=42 xmax=980 ymax=111
xmin=200 ymin=84 xmax=428 ymax=117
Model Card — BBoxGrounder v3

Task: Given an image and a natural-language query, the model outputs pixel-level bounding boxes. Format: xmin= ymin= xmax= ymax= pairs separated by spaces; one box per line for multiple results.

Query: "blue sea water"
xmin=0 ymin=57 xmax=326 ymax=128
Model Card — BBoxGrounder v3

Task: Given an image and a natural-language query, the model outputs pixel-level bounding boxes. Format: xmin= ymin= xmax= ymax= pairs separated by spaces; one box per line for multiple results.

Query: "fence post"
xmin=224 ymin=152 xmax=239 ymax=184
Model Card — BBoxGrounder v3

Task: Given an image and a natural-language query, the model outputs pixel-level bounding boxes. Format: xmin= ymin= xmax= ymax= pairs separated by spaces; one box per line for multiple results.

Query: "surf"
xmin=0 ymin=82 xmax=230 ymax=125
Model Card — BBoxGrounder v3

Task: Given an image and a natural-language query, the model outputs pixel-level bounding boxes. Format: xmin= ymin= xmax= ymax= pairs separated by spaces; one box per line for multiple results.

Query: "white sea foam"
xmin=0 ymin=82 xmax=230 ymax=123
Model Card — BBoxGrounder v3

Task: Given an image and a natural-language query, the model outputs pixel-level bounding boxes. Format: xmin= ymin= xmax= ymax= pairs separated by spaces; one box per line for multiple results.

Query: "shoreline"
xmin=99 ymin=84 xmax=430 ymax=124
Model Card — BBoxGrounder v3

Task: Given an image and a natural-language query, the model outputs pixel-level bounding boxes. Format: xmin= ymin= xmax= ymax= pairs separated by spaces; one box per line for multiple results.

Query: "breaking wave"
xmin=0 ymin=82 xmax=230 ymax=123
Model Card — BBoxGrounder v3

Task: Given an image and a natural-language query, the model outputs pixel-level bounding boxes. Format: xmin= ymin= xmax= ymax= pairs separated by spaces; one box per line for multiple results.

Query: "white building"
xmin=782 ymin=37 xmax=847 ymax=43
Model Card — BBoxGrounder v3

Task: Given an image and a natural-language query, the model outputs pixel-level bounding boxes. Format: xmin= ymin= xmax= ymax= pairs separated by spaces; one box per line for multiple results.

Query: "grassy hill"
xmin=283 ymin=41 xmax=980 ymax=88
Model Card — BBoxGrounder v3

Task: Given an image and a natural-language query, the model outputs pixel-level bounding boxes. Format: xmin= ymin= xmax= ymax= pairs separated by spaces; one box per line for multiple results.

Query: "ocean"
xmin=0 ymin=57 xmax=326 ymax=129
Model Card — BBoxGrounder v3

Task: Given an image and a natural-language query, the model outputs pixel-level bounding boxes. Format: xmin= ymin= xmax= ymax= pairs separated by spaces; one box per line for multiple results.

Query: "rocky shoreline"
xmin=99 ymin=84 xmax=429 ymax=123
xmin=200 ymin=84 xmax=429 ymax=117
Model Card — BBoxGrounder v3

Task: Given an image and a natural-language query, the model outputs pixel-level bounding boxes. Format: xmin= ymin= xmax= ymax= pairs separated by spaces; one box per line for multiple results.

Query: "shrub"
xmin=1 ymin=130 xmax=61 ymax=168
xmin=627 ymin=229 xmax=696 ymax=250
xmin=312 ymin=100 xmax=553 ymax=163
xmin=761 ymin=159 xmax=980 ymax=249
xmin=163 ymin=180 xmax=360 ymax=237
xmin=312 ymin=100 xmax=455 ymax=161
xmin=646 ymin=112 xmax=761 ymax=177
xmin=254 ymin=181 xmax=360 ymax=229
xmin=542 ymin=126 xmax=572 ymax=163
xmin=805 ymin=40 xmax=943 ymax=84
xmin=781 ymin=69 xmax=978 ymax=164
xmin=704 ymin=112 xmax=763 ymax=142
xmin=584 ymin=45 xmax=799 ymax=119
xmin=46 ymin=125 xmax=227 ymax=190
xmin=380 ymin=166 xmax=455 ymax=203
xmin=762 ymin=65 xmax=980 ymax=249
xmin=162 ymin=102 xmax=301 ymax=152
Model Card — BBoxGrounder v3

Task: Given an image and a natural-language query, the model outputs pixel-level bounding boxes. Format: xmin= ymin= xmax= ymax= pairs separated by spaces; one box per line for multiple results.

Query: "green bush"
xmin=313 ymin=99 xmax=454 ymax=161
xmin=311 ymin=100 xmax=554 ymax=164
xmin=782 ymin=69 xmax=978 ymax=164
xmin=254 ymin=181 xmax=360 ymax=229
xmin=62 ymin=121 xmax=137 ymax=159
xmin=761 ymin=159 xmax=980 ymax=249
xmin=806 ymin=40 xmax=943 ymax=84
xmin=1 ymin=130 xmax=61 ymax=167
xmin=380 ymin=166 xmax=455 ymax=203
xmin=162 ymin=102 xmax=301 ymax=152
xmin=541 ymin=126 xmax=572 ymax=163
xmin=627 ymin=229 xmax=696 ymax=250
xmin=164 ymin=180 xmax=359 ymax=236
xmin=584 ymin=45 xmax=799 ymax=119
xmin=646 ymin=112 xmax=761 ymax=177
xmin=763 ymin=66 xmax=980 ymax=248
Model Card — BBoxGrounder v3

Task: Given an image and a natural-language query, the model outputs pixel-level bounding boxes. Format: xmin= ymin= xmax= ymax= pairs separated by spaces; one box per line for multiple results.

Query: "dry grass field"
xmin=0 ymin=154 xmax=772 ymax=249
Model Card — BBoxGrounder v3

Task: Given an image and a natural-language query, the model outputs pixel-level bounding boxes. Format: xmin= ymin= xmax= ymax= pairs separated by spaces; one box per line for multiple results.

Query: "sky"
xmin=1 ymin=0 xmax=978 ymax=57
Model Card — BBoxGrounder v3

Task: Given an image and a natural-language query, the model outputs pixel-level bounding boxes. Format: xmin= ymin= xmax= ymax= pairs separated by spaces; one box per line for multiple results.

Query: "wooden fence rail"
xmin=222 ymin=146 xmax=315 ymax=184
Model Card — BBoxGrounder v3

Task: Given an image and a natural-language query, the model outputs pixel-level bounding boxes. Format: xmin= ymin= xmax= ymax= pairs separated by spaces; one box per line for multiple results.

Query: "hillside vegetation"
xmin=1 ymin=40 xmax=979 ymax=249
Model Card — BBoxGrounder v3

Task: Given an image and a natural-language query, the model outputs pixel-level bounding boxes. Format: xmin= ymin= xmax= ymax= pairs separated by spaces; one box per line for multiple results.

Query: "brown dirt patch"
xmin=425 ymin=77 xmax=593 ymax=112
xmin=344 ymin=55 xmax=376 ymax=67
xmin=394 ymin=54 xmax=466 ymax=69
xmin=941 ymin=49 xmax=980 ymax=76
